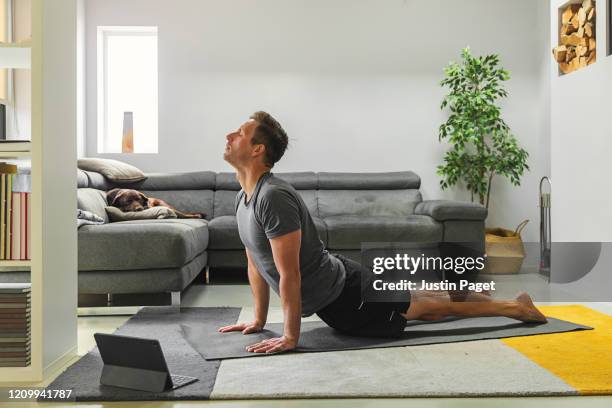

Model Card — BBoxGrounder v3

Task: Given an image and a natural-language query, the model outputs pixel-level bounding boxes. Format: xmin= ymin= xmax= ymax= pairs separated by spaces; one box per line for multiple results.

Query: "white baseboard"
xmin=43 ymin=345 xmax=78 ymax=384
xmin=77 ymin=306 xmax=143 ymax=316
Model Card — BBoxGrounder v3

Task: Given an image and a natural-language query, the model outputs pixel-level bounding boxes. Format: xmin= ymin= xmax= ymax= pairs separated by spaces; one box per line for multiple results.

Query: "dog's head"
xmin=106 ymin=188 xmax=149 ymax=212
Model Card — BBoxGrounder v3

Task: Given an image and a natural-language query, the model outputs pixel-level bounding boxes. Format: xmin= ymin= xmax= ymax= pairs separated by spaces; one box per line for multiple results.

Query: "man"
xmin=219 ymin=111 xmax=547 ymax=354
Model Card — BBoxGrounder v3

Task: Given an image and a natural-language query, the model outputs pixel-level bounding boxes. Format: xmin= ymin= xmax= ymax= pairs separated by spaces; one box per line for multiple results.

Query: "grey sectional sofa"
xmin=71 ymin=169 xmax=487 ymax=304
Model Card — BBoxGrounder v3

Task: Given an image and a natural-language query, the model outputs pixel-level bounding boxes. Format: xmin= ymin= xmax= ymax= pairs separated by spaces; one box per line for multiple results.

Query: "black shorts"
xmin=316 ymin=254 xmax=410 ymax=338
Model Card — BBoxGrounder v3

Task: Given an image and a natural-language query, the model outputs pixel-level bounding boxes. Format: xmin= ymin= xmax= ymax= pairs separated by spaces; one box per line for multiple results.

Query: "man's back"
xmin=235 ymin=172 xmax=346 ymax=315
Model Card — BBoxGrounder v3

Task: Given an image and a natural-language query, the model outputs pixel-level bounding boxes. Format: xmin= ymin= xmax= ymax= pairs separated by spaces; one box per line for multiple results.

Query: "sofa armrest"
xmin=414 ymin=200 xmax=487 ymax=221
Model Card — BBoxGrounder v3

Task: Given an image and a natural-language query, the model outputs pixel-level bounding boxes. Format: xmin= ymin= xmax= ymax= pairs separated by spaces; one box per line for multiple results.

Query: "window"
xmin=97 ymin=26 xmax=158 ymax=153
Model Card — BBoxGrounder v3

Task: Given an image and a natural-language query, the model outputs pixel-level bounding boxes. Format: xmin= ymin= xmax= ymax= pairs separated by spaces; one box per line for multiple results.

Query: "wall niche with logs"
xmin=553 ymin=0 xmax=596 ymax=75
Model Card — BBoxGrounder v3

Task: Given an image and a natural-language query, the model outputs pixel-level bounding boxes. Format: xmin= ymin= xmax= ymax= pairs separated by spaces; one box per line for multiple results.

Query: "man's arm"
xmin=247 ymin=249 xmax=270 ymax=328
xmin=218 ymin=249 xmax=270 ymax=334
xmin=246 ymin=229 xmax=302 ymax=353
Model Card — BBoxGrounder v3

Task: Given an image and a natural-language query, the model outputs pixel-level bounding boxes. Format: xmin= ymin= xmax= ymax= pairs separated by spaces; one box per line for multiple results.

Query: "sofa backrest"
xmin=77 ymin=169 xmax=422 ymax=219
xmin=77 ymin=188 xmax=109 ymax=223
xmin=317 ymin=172 xmax=422 ymax=217
xmin=213 ymin=172 xmax=318 ymax=217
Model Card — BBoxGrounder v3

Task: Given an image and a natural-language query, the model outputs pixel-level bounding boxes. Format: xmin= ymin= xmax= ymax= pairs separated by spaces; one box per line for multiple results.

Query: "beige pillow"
xmin=78 ymin=158 xmax=147 ymax=183
xmin=106 ymin=206 xmax=177 ymax=222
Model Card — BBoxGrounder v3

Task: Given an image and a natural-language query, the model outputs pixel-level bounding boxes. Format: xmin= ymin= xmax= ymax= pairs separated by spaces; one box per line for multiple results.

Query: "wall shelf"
xmin=0 ymin=260 xmax=31 ymax=267
xmin=0 ymin=43 xmax=31 ymax=69
xmin=0 ymin=151 xmax=31 ymax=158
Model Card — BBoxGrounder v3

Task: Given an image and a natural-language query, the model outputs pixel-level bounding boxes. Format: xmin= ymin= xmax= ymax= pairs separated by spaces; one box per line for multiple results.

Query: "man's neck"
xmin=236 ymin=165 xmax=271 ymax=200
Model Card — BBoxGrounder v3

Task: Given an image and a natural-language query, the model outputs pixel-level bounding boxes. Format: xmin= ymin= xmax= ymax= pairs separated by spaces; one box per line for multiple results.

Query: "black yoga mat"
xmin=44 ymin=307 xmax=241 ymax=402
xmin=182 ymin=315 xmax=592 ymax=360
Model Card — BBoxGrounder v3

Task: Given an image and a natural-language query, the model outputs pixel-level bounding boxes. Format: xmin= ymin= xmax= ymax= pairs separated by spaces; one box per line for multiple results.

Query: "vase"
xmin=122 ymin=111 xmax=134 ymax=153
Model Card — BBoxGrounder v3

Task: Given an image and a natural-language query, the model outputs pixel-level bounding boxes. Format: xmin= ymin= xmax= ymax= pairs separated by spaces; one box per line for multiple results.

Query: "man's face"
xmin=223 ymin=119 xmax=260 ymax=166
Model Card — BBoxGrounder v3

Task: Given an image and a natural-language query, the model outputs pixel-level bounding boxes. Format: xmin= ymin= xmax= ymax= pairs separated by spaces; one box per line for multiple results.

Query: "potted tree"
xmin=438 ymin=47 xmax=529 ymax=273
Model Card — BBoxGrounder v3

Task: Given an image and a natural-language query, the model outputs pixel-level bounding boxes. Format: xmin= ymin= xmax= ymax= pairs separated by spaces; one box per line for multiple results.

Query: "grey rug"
xmin=44 ymin=307 xmax=241 ymax=401
xmin=182 ymin=315 xmax=592 ymax=360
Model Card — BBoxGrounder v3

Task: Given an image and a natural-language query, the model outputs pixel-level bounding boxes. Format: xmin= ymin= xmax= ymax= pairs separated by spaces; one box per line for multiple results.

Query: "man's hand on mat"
xmin=218 ymin=320 xmax=264 ymax=334
xmin=246 ymin=336 xmax=297 ymax=354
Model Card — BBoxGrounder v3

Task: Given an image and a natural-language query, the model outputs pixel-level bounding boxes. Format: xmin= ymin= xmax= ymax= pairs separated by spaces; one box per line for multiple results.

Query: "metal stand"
xmin=539 ymin=177 xmax=552 ymax=280
xmin=170 ymin=291 xmax=181 ymax=307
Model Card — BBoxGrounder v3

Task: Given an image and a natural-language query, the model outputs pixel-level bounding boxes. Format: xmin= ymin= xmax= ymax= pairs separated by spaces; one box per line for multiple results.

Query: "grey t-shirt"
xmin=235 ymin=172 xmax=346 ymax=316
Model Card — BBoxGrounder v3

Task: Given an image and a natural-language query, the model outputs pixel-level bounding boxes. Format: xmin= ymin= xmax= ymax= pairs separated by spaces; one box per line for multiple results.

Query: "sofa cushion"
xmin=140 ymin=190 xmax=214 ymax=220
xmin=139 ymin=171 xmax=216 ymax=190
xmin=215 ymin=172 xmax=318 ymax=190
xmin=77 ymin=169 xmax=89 ymax=188
xmin=207 ymin=215 xmax=327 ymax=250
xmin=77 ymin=188 xmax=109 ymax=223
xmin=312 ymin=216 xmax=328 ymax=246
xmin=318 ymin=171 xmax=420 ymax=190
xmin=78 ymin=219 xmax=208 ymax=271
xmin=323 ymin=215 xmax=443 ymax=250
xmin=213 ymin=190 xmax=239 ymax=218
xmin=298 ymin=190 xmax=318 ymax=217
xmin=78 ymin=158 xmax=147 ymax=183
xmin=207 ymin=216 xmax=242 ymax=250
xmin=105 ymin=206 xmax=177 ymax=221
xmin=318 ymin=189 xmax=422 ymax=218
xmin=213 ymin=189 xmax=317 ymax=218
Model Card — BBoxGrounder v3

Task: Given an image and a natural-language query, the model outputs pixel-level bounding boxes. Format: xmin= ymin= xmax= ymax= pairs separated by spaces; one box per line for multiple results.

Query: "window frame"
xmin=96 ymin=25 xmax=158 ymax=154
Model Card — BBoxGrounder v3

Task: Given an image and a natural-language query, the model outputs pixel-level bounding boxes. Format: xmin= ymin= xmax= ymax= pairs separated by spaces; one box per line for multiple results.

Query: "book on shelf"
xmin=0 ymin=292 xmax=30 ymax=299
xmin=0 ymin=328 xmax=30 ymax=333
xmin=0 ymin=314 xmax=29 ymax=319
xmin=0 ymin=163 xmax=31 ymax=261
xmin=0 ymin=361 xmax=30 ymax=367
xmin=0 ymin=163 xmax=19 ymax=260
xmin=0 ymin=341 xmax=30 ymax=351
xmin=0 ymin=295 xmax=31 ymax=303
xmin=26 ymin=192 xmax=30 ymax=259
xmin=0 ymin=302 xmax=27 ymax=308
xmin=0 ymin=140 xmax=31 ymax=152
xmin=0 ymin=283 xmax=31 ymax=293
xmin=0 ymin=315 xmax=29 ymax=321
xmin=6 ymin=173 xmax=12 ymax=259
xmin=10 ymin=193 xmax=21 ymax=260
xmin=0 ymin=357 xmax=31 ymax=363
xmin=0 ymin=335 xmax=30 ymax=347
xmin=0 ymin=343 xmax=30 ymax=353
xmin=1 ymin=174 xmax=5 ymax=259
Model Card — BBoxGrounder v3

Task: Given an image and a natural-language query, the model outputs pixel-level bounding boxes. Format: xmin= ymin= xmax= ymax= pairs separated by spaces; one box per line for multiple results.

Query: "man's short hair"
xmin=250 ymin=111 xmax=288 ymax=168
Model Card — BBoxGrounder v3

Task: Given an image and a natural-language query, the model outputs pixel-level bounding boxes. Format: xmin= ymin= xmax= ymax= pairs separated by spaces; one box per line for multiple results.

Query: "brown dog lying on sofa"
xmin=106 ymin=188 xmax=205 ymax=219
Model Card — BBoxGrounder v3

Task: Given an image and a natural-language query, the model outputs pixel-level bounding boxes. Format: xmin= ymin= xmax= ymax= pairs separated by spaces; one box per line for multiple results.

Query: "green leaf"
xmin=437 ymin=47 xmax=528 ymax=206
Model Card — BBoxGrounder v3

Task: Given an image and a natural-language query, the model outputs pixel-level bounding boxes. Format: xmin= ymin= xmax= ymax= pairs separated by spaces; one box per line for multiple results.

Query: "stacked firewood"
xmin=552 ymin=0 xmax=596 ymax=74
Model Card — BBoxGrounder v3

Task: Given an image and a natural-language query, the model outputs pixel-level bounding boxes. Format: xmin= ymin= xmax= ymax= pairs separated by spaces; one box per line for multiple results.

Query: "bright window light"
xmin=97 ymin=26 xmax=158 ymax=153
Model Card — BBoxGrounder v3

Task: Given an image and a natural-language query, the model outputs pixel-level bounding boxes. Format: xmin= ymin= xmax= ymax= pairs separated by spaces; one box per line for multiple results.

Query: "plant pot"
xmin=483 ymin=220 xmax=528 ymax=274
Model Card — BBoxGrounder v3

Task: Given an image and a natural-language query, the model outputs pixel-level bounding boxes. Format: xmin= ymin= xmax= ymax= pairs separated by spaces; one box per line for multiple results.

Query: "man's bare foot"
xmin=515 ymin=292 xmax=547 ymax=323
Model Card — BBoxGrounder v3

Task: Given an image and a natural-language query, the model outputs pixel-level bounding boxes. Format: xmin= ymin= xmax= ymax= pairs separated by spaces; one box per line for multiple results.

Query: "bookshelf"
xmin=0 ymin=0 xmax=36 ymax=381
xmin=0 ymin=0 xmax=77 ymax=384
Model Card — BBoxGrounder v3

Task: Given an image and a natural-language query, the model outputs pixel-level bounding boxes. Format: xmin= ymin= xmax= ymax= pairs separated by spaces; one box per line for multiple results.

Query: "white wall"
xmin=550 ymin=0 xmax=611 ymax=241
xmin=84 ymin=0 xmax=551 ymax=240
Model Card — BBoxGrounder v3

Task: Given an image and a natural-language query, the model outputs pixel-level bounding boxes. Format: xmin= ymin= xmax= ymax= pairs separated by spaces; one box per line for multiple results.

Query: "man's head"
xmin=224 ymin=111 xmax=288 ymax=169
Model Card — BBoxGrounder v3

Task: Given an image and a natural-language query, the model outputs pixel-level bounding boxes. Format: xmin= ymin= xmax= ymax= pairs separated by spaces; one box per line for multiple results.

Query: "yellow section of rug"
xmin=502 ymin=305 xmax=612 ymax=395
